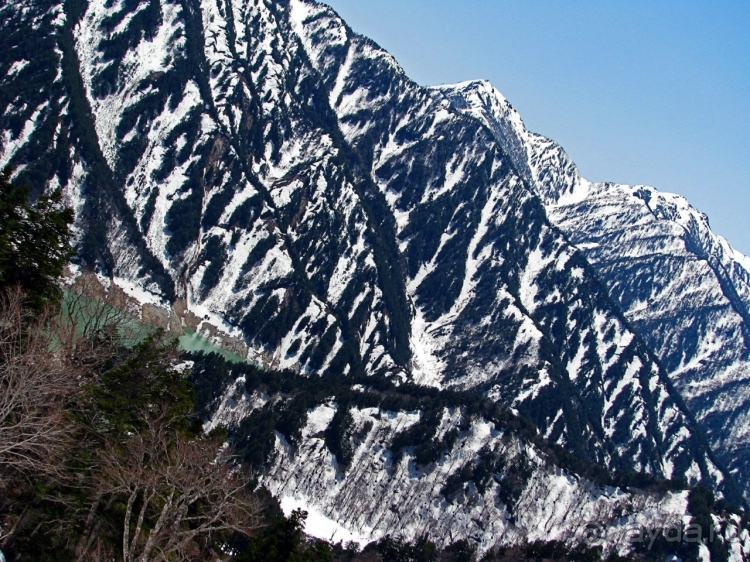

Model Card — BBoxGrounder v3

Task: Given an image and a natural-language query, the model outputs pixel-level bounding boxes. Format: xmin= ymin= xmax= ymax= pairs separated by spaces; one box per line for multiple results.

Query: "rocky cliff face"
xmin=194 ymin=353 xmax=749 ymax=557
xmin=438 ymin=80 xmax=750 ymax=502
xmin=1 ymin=0 xmax=748 ymax=553
xmin=264 ymin=402 xmax=685 ymax=552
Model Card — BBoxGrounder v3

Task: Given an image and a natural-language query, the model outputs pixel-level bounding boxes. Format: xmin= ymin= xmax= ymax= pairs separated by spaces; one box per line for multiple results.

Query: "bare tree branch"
xmin=75 ymin=413 xmax=264 ymax=561
xmin=0 ymin=288 xmax=79 ymax=480
xmin=1 ymin=284 xmax=263 ymax=560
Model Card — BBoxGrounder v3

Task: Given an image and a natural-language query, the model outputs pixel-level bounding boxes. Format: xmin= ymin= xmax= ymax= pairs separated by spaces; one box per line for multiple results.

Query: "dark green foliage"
xmin=190 ymin=352 xmax=692 ymax=500
xmin=440 ymin=540 xmax=478 ymax=562
xmin=685 ymin=486 xmax=728 ymax=562
xmin=616 ymin=486 xmax=748 ymax=562
xmin=57 ymin=12 xmax=116 ymax=272
xmin=399 ymin=196 xmax=454 ymax=278
xmin=440 ymin=463 xmax=476 ymax=501
xmin=233 ymin=275 xmax=311 ymax=349
xmin=191 ymin=351 xmax=282 ymax=468
xmin=275 ymin=394 xmax=312 ymax=445
xmin=233 ymin=407 xmax=280 ymax=468
xmin=439 ymin=445 xmax=531 ymax=509
xmin=0 ymin=1 xmax=70 ymax=200
xmin=191 ymin=346 xmax=251 ymax=407
xmin=325 ymin=403 xmax=356 ymax=468
xmin=90 ymin=332 xmax=197 ymax=436
xmin=389 ymin=407 xmax=445 ymax=467
xmin=628 ymin=523 xmax=698 ymax=562
xmin=494 ymin=455 xmax=531 ymax=510
xmin=234 ymin=503 xmax=338 ymax=562
xmin=368 ymin=535 xmax=439 ymax=562
xmin=151 ymin=108 xmax=203 ymax=182
xmin=115 ymin=134 xmax=148 ymax=178
xmin=140 ymin=186 xmax=159 ymax=231
xmin=687 ymin=486 xmax=715 ymax=531
xmin=481 ymin=540 xmax=624 ymax=562
xmin=203 ymin=185 xmax=235 ymax=229
xmin=0 ymin=169 xmax=73 ymax=311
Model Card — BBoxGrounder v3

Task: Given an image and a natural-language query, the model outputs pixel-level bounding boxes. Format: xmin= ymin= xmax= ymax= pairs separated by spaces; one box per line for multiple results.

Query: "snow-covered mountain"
xmin=437 ymin=80 xmax=750 ymax=503
xmin=193 ymin=353 xmax=749 ymax=556
xmin=1 ymin=0 xmax=748 ymax=553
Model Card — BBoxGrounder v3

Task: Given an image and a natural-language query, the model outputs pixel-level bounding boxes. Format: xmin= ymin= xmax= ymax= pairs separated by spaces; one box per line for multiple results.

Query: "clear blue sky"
xmin=324 ymin=0 xmax=750 ymax=255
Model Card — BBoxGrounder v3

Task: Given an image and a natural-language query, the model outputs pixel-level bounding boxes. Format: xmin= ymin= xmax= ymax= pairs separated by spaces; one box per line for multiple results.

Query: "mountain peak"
xmin=1 ymin=0 xmax=749 ymax=552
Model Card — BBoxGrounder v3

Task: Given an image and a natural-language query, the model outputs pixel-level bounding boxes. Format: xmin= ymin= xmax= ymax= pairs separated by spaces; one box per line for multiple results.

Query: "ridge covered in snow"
xmin=437 ymin=79 xmax=750 ymax=502
xmin=0 ymin=0 xmax=748 ymax=554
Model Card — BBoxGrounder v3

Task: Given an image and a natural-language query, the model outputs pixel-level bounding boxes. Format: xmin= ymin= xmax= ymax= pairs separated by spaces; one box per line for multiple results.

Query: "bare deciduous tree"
xmin=0 ymin=288 xmax=78 ymax=478
xmin=1 ymin=285 xmax=264 ymax=560
xmin=0 ymin=288 xmax=89 ymax=554
xmin=75 ymin=412 xmax=263 ymax=562
xmin=63 ymin=272 xmax=149 ymax=352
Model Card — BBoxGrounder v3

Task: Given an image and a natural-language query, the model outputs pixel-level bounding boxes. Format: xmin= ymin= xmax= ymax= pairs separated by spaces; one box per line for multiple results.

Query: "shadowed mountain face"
xmin=0 ymin=0 xmax=747 ymax=539
xmin=437 ymin=79 xmax=750 ymax=502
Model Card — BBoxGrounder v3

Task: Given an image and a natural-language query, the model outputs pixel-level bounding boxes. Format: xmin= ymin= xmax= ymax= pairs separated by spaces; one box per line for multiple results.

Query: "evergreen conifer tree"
xmin=0 ymin=167 xmax=74 ymax=312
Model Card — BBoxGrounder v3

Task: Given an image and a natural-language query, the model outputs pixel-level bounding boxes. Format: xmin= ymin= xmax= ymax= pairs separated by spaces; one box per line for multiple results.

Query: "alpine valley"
xmin=1 ymin=0 xmax=749 ymax=557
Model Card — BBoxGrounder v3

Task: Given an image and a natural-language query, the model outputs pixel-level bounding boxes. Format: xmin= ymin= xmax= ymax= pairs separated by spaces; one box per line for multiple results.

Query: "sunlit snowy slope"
xmin=1 ymin=0 xmax=748 ymax=552
xmin=438 ymin=80 xmax=750 ymax=502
